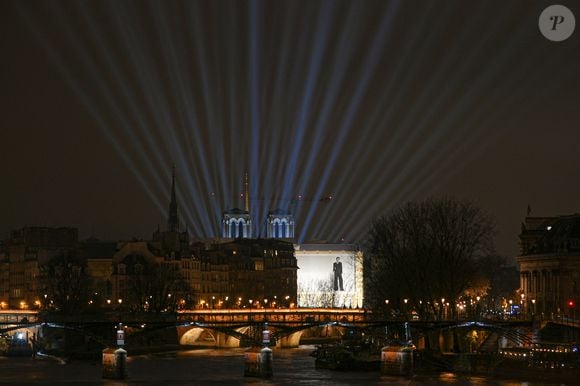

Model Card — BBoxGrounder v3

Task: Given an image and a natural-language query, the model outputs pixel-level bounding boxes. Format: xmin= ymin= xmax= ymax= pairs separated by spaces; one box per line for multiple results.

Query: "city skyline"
xmin=1 ymin=1 xmax=580 ymax=259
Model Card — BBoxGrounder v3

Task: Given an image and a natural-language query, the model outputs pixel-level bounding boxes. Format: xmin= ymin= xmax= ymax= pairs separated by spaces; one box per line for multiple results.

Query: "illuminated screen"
xmin=295 ymin=245 xmax=360 ymax=308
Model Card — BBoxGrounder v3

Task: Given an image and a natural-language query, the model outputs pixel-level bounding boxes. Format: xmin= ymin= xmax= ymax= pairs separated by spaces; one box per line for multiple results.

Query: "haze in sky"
xmin=1 ymin=1 xmax=579 ymax=261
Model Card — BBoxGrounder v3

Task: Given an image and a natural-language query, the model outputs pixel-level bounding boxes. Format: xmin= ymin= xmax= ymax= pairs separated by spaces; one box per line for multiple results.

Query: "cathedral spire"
xmin=244 ymin=171 xmax=250 ymax=213
xmin=168 ymin=164 xmax=179 ymax=232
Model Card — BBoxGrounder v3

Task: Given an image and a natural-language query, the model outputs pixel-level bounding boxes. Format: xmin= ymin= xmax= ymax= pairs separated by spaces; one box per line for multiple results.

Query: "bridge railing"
xmin=0 ymin=310 xmax=39 ymax=323
xmin=176 ymin=308 xmax=369 ymax=324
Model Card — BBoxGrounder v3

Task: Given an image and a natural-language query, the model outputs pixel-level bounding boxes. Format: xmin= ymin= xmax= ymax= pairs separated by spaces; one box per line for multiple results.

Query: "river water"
xmin=0 ymin=346 xmax=571 ymax=385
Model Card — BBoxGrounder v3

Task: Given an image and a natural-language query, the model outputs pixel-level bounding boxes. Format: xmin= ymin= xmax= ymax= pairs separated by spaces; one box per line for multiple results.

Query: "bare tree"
xmin=40 ymin=252 xmax=91 ymax=315
xmin=298 ymin=262 xmax=357 ymax=308
xmin=365 ymin=197 xmax=495 ymax=319
xmin=126 ymin=261 xmax=189 ymax=313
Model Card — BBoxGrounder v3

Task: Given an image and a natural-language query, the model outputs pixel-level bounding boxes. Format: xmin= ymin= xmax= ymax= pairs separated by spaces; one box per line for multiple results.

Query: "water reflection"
xmin=0 ymin=346 xmax=572 ymax=385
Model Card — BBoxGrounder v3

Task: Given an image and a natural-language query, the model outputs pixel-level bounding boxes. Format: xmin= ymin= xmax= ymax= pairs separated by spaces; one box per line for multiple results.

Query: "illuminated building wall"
xmin=266 ymin=209 xmax=294 ymax=239
xmin=222 ymin=208 xmax=252 ymax=238
xmin=294 ymin=243 xmax=363 ymax=308
xmin=516 ymin=214 xmax=580 ymax=317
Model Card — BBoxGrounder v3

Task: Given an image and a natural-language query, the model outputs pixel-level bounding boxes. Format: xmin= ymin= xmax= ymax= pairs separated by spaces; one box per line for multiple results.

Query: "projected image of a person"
xmin=333 ymin=257 xmax=343 ymax=291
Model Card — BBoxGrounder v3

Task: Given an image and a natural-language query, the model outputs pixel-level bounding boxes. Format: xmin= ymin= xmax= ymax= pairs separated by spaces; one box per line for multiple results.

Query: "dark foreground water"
xmin=0 ymin=346 xmax=572 ymax=385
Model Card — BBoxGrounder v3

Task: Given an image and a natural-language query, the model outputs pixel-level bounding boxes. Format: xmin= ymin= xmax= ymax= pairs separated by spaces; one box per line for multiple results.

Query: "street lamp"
xmin=568 ymin=300 xmax=575 ymax=321
xmin=475 ymin=296 xmax=481 ymax=320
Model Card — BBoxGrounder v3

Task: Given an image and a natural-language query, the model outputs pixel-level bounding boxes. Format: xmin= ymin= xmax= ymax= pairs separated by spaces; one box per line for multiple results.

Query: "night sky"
xmin=1 ymin=1 xmax=579 ymax=260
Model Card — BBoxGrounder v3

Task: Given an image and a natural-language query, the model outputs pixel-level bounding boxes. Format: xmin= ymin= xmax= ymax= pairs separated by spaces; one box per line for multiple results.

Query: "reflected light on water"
xmin=0 ymin=346 xmax=575 ymax=385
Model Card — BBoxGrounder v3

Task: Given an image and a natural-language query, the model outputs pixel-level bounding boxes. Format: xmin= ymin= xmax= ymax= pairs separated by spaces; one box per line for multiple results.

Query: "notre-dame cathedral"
xmin=221 ymin=173 xmax=295 ymax=240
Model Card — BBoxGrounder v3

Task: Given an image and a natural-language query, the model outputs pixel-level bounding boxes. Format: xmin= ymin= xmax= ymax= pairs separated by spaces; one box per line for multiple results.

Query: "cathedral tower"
xmin=266 ymin=209 xmax=294 ymax=239
xmin=222 ymin=172 xmax=252 ymax=238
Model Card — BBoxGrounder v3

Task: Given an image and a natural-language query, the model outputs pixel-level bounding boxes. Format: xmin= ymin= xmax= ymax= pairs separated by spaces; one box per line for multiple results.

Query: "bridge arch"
xmin=178 ymin=326 xmax=251 ymax=348
xmin=177 ymin=324 xmax=258 ymax=348
xmin=433 ymin=321 xmax=533 ymax=347
xmin=0 ymin=324 xmax=40 ymax=347
xmin=175 ymin=321 xmax=349 ymax=348
xmin=402 ymin=321 xmax=534 ymax=353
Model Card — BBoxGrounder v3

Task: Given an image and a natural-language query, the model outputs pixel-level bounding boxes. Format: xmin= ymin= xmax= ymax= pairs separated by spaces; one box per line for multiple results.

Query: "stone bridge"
xmin=175 ymin=308 xmax=367 ymax=348
xmin=173 ymin=309 xmax=539 ymax=350
xmin=2 ymin=309 xmax=570 ymax=352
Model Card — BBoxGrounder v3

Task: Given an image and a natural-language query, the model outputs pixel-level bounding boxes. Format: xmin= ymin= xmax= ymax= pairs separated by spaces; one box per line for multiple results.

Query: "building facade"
xmin=0 ymin=170 xmax=299 ymax=312
xmin=516 ymin=214 xmax=580 ymax=318
xmin=0 ymin=227 xmax=78 ymax=309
